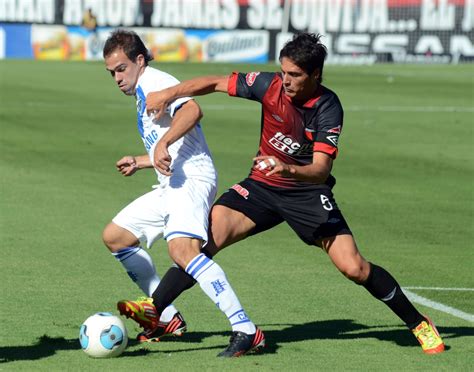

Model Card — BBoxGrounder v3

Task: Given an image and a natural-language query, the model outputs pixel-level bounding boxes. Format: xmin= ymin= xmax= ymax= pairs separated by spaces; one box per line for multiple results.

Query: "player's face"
xmin=105 ymin=48 xmax=145 ymax=96
xmin=280 ymin=57 xmax=320 ymax=101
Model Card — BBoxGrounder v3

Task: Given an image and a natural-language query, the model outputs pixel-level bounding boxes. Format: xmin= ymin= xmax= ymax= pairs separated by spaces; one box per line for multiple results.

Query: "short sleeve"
xmin=310 ymin=94 xmax=344 ymax=159
xmin=227 ymin=72 xmax=275 ymax=102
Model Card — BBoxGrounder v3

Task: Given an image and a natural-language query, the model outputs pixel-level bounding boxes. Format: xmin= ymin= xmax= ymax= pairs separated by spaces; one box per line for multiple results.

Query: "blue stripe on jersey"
xmin=135 ymin=85 xmax=146 ymax=138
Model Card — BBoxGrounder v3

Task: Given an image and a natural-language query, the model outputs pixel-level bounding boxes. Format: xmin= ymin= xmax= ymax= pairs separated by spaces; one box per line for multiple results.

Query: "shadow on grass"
xmin=1 ymin=321 xmax=471 ymax=361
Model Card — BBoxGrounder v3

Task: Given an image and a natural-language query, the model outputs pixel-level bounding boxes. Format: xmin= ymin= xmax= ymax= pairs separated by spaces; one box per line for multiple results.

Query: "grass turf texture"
xmin=0 ymin=60 xmax=473 ymax=370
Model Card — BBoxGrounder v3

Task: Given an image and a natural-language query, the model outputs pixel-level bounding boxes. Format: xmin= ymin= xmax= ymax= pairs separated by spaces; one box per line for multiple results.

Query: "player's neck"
xmin=292 ymin=84 xmax=321 ymax=105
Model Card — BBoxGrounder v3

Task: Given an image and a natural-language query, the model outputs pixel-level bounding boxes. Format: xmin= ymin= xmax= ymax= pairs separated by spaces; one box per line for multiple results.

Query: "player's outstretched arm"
xmin=116 ymin=154 xmax=152 ymax=177
xmin=153 ymin=99 xmax=203 ymax=176
xmin=146 ymin=76 xmax=229 ymax=120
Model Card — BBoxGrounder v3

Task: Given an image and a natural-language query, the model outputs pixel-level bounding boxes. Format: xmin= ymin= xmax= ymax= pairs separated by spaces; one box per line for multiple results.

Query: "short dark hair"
xmin=279 ymin=33 xmax=327 ymax=82
xmin=103 ymin=29 xmax=153 ymax=65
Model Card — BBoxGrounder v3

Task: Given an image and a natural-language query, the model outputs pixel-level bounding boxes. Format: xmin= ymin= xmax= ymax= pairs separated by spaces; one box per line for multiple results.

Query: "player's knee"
xmin=167 ymin=238 xmax=201 ymax=269
xmin=102 ymin=223 xmax=121 ymax=252
xmin=340 ymin=263 xmax=367 ymax=284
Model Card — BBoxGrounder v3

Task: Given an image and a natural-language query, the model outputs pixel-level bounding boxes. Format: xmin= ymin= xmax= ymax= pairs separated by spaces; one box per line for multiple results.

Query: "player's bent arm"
xmin=116 ymin=154 xmax=152 ymax=177
xmin=133 ymin=154 xmax=153 ymax=169
xmin=160 ymin=100 xmax=203 ymax=147
xmin=146 ymin=76 xmax=229 ymax=118
xmin=288 ymin=152 xmax=333 ymax=183
xmin=257 ymin=151 xmax=332 ymax=184
xmin=153 ymin=100 xmax=203 ymax=175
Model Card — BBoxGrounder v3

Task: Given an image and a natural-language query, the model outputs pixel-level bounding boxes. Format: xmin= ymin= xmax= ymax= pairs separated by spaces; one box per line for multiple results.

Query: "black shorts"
xmin=215 ymin=178 xmax=352 ymax=246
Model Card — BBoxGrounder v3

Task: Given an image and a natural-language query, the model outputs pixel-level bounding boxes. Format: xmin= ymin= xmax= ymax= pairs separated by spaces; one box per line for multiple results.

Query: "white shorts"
xmin=112 ymin=178 xmax=216 ymax=248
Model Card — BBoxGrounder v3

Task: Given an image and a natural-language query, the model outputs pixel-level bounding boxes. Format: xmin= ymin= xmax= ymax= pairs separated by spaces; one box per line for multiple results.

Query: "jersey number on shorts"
xmin=320 ymin=195 xmax=333 ymax=211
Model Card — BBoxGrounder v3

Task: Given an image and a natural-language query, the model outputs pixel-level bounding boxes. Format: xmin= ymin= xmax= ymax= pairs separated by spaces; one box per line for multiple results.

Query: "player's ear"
xmin=136 ymin=54 xmax=145 ymax=67
xmin=312 ymin=68 xmax=321 ymax=84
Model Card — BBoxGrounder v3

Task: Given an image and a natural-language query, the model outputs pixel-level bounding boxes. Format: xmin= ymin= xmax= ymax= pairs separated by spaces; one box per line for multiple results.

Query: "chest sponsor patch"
xmin=269 ymin=132 xmax=312 ymax=155
xmin=245 ymin=72 xmax=260 ymax=86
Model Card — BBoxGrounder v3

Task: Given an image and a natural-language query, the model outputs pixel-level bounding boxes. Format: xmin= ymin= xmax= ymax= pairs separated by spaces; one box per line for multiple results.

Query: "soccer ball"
xmin=79 ymin=312 xmax=128 ymax=358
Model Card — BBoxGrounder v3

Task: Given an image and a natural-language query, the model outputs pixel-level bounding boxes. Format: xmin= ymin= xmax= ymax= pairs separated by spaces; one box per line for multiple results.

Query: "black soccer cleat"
xmin=217 ymin=328 xmax=265 ymax=357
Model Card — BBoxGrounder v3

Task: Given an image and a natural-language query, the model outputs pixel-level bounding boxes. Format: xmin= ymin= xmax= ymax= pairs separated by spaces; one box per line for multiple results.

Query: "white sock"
xmin=185 ymin=253 xmax=256 ymax=334
xmin=113 ymin=247 xmax=178 ymax=322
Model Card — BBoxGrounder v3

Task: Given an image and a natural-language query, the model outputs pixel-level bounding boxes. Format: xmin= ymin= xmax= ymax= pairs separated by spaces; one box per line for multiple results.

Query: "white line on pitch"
xmin=402 ymin=288 xmax=474 ymax=322
xmin=404 ymin=286 xmax=474 ymax=291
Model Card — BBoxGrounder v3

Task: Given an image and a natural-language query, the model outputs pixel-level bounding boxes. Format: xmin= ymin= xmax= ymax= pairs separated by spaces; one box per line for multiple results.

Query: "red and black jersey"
xmin=228 ymin=71 xmax=343 ymax=189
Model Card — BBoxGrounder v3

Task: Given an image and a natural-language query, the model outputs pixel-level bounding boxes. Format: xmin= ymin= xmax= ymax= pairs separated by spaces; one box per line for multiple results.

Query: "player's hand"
xmin=253 ymin=155 xmax=296 ymax=178
xmin=146 ymin=91 xmax=170 ymax=120
xmin=116 ymin=156 xmax=138 ymax=177
xmin=154 ymin=140 xmax=172 ymax=176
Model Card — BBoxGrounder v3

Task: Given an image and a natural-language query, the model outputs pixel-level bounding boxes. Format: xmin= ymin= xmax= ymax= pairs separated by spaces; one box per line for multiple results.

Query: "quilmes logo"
xmin=204 ymin=31 xmax=269 ymax=62
xmin=269 ymin=132 xmax=312 ymax=155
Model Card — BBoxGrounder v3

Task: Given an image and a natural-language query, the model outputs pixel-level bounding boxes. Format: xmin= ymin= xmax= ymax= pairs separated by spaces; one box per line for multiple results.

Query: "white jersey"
xmin=135 ymin=66 xmax=216 ymax=188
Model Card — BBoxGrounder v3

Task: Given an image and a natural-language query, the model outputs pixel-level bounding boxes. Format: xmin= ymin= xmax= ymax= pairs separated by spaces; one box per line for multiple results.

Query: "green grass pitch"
xmin=0 ymin=59 xmax=473 ymax=370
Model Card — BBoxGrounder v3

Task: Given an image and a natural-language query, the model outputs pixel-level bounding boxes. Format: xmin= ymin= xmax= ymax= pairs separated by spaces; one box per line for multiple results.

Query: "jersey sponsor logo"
xmin=269 ymin=132 xmax=312 ymax=156
xmin=271 ymin=114 xmax=284 ymax=123
xmin=245 ymin=72 xmax=260 ymax=86
xmin=143 ymin=129 xmax=158 ymax=150
xmin=328 ymin=125 xmax=342 ymax=134
xmin=231 ymin=184 xmax=250 ymax=199
xmin=327 ymin=135 xmax=339 ymax=146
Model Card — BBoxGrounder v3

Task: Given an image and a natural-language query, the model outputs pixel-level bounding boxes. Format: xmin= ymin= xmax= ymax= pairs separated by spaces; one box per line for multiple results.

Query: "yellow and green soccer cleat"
xmin=411 ymin=316 xmax=445 ymax=354
xmin=117 ymin=297 xmax=158 ymax=330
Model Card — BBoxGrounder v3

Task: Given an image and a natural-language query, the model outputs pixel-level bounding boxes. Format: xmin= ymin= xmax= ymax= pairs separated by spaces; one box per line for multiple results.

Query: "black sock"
xmin=152 ymin=266 xmax=196 ymax=315
xmin=201 ymin=247 xmax=214 ymax=259
xmin=363 ymin=263 xmax=425 ymax=329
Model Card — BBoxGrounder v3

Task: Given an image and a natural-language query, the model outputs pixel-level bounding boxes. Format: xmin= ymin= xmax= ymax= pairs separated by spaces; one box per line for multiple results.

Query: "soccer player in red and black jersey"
xmin=131 ymin=33 xmax=444 ymax=357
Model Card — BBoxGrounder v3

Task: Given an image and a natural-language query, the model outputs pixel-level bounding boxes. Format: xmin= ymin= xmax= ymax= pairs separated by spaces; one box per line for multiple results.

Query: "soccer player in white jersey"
xmin=101 ymin=30 xmax=264 ymax=352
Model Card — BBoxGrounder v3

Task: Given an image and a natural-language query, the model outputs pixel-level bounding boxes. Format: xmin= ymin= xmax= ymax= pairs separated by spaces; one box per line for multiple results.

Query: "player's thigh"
xmin=112 ymin=188 xmax=166 ymax=249
xmin=209 ymin=179 xmax=283 ymax=253
xmin=323 ymin=234 xmax=370 ymax=283
xmin=164 ymin=178 xmax=216 ymax=244
xmin=208 ymin=205 xmax=257 ymax=252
